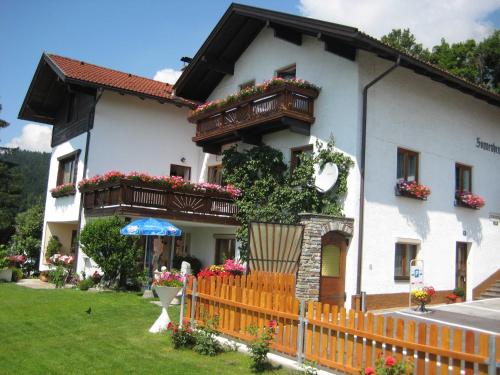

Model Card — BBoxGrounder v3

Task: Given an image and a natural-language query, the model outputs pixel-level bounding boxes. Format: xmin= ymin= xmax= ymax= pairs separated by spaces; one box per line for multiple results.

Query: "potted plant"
xmin=411 ymin=286 xmax=436 ymax=313
xmin=455 ymin=191 xmax=485 ymax=209
xmin=453 ymin=287 xmax=465 ymax=302
xmin=446 ymin=293 xmax=457 ymax=304
xmin=0 ymin=249 xmax=12 ymax=282
xmin=149 ymin=270 xmax=184 ymax=333
xmin=395 ymin=180 xmax=431 ymax=200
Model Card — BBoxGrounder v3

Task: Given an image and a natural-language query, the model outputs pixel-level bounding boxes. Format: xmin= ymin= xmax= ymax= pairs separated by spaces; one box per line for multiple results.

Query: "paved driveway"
xmin=380 ymin=298 xmax=500 ymax=335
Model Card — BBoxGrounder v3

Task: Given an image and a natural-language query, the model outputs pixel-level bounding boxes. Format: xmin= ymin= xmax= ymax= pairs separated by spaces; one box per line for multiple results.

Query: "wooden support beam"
xmin=200 ymin=143 xmax=222 ymax=155
xmin=201 ymin=55 xmax=234 ymax=75
xmin=271 ymin=23 xmax=302 ymax=45
xmin=237 ymin=131 xmax=261 ymax=146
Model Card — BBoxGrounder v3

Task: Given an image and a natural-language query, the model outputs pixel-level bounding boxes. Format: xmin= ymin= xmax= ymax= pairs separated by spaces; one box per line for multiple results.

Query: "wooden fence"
xmin=183 ymin=274 xmax=499 ymax=374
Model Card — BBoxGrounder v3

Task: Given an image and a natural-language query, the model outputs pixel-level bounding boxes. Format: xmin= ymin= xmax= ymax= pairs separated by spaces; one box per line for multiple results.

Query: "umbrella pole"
xmin=169 ymin=236 xmax=175 ymax=270
xmin=143 ymin=236 xmax=154 ymax=299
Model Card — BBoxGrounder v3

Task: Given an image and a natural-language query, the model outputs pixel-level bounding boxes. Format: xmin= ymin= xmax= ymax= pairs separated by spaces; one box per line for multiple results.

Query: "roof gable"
xmin=174 ymin=3 xmax=500 ymax=108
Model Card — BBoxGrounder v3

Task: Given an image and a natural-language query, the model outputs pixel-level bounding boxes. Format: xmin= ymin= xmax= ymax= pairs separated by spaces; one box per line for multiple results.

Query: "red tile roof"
xmin=46 ymin=54 xmax=195 ymax=107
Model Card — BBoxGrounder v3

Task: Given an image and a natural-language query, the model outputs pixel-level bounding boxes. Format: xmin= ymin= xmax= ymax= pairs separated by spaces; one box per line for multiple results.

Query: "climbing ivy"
xmin=222 ymin=138 xmax=353 ymax=259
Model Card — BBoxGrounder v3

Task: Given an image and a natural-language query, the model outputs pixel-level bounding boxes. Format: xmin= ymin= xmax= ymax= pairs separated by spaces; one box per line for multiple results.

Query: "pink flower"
xmin=365 ymin=367 xmax=375 ymax=375
xmin=267 ymin=320 xmax=276 ymax=329
xmin=385 ymin=356 xmax=396 ymax=367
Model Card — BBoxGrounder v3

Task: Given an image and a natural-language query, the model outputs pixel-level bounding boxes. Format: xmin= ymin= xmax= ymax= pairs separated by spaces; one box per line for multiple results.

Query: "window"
xmin=239 ymin=80 xmax=255 ymax=90
xmin=394 ymin=243 xmax=417 ymax=280
xmin=397 ymin=148 xmax=419 ymax=182
xmin=57 ymin=150 xmax=80 ymax=185
xmin=170 ymin=164 xmax=191 ymax=180
xmin=207 ymin=165 xmax=223 ymax=185
xmin=215 ymin=237 xmax=236 ymax=264
xmin=276 ymin=64 xmax=296 ymax=79
xmin=290 ymin=145 xmax=313 ymax=172
xmin=455 ymin=163 xmax=472 ymax=193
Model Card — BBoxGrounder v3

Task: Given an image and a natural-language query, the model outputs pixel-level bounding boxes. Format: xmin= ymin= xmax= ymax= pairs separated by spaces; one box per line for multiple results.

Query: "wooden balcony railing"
xmin=189 ymin=84 xmax=319 ymax=151
xmin=81 ymin=179 xmax=238 ymax=225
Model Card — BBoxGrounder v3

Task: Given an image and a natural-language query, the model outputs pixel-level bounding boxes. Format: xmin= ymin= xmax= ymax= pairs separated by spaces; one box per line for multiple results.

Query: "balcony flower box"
xmin=188 ymin=77 xmax=320 ymax=121
xmin=395 ymin=180 xmax=431 ymax=200
xmin=50 ymin=183 xmax=76 ymax=198
xmin=78 ymin=171 xmax=241 ymax=199
xmin=455 ymin=191 xmax=485 ymax=209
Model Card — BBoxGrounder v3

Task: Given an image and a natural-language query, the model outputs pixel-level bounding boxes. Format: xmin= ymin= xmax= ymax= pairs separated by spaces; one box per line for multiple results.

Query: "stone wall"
xmin=296 ymin=213 xmax=354 ymax=300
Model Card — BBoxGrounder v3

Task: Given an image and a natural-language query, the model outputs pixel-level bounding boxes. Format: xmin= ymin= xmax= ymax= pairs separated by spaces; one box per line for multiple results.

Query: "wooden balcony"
xmin=189 ymin=83 xmax=319 ymax=154
xmin=81 ymin=179 xmax=238 ymax=225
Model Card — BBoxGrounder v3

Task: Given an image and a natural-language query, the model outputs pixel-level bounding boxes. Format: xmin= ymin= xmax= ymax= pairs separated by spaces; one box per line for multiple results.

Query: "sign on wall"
xmin=476 ymin=137 xmax=500 ymax=156
xmin=409 ymin=259 xmax=424 ymax=308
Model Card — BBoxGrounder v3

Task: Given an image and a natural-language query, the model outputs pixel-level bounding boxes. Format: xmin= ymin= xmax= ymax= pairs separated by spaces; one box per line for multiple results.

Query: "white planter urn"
xmin=0 ymin=269 xmax=12 ymax=282
xmin=149 ymin=286 xmax=181 ymax=333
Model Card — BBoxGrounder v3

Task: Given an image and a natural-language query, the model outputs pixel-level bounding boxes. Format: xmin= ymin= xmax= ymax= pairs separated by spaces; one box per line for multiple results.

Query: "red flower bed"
xmin=77 ymin=170 xmax=241 ymax=199
xmin=455 ymin=191 xmax=485 ymax=209
xmin=396 ymin=180 xmax=431 ymax=200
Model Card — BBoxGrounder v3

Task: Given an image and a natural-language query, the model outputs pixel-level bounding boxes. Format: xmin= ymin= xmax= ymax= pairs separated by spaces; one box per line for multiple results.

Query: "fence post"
xmin=488 ymin=335 xmax=497 ymax=375
xmin=297 ymin=299 xmax=306 ymax=364
xmin=179 ymin=277 xmax=187 ymax=327
xmin=190 ymin=278 xmax=198 ymax=328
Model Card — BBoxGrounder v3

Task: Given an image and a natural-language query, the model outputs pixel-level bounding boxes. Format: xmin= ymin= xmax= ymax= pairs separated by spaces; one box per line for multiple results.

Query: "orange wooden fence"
xmin=183 ymin=274 xmax=499 ymax=374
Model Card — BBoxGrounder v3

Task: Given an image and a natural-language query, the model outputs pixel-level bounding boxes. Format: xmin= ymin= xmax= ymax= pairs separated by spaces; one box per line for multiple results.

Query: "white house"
xmin=19 ymin=54 xmax=239 ymax=276
xmin=20 ymin=4 xmax=500 ymax=310
xmin=173 ymin=4 xmax=500 ymax=309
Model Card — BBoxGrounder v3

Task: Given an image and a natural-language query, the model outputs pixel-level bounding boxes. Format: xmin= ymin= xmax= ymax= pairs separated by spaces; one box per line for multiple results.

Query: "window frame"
xmin=455 ymin=163 xmax=472 ymax=193
xmin=397 ymin=147 xmax=419 ymax=183
xmin=290 ymin=144 xmax=313 ymax=172
xmin=56 ymin=150 xmax=80 ymax=186
xmin=214 ymin=237 xmax=236 ymax=264
xmin=276 ymin=64 xmax=296 ymax=80
xmin=170 ymin=164 xmax=191 ymax=181
xmin=207 ymin=164 xmax=223 ymax=185
xmin=394 ymin=243 xmax=418 ymax=281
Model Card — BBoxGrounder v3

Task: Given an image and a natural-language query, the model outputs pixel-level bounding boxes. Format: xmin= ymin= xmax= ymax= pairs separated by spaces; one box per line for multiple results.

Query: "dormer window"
xmin=276 ymin=64 xmax=296 ymax=79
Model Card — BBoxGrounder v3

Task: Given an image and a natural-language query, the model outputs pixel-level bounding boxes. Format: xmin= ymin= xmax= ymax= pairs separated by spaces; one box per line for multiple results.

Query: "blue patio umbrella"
xmin=120 ymin=218 xmax=182 ymax=289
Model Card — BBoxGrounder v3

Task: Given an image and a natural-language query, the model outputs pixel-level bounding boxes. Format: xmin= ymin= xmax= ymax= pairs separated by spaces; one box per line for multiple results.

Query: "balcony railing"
xmin=189 ymin=83 xmax=319 ymax=152
xmin=81 ymin=179 xmax=238 ymax=225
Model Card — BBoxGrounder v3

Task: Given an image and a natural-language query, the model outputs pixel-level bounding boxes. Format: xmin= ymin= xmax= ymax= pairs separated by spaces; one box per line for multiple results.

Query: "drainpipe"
xmin=75 ymin=88 xmax=103 ymax=273
xmin=356 ymin=56 xmax=401 ymax=303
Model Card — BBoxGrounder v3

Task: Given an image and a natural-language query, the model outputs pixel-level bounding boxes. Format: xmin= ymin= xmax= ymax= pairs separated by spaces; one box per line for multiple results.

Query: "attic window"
xmin=276 ymin=64 xmax=296 ymax=79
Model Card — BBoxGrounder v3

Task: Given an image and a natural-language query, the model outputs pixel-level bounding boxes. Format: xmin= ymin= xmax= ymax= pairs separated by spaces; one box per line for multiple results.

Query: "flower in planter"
xmin=153 ymin=270 xmax=184 ymax=287
xmin=446 ymin=293 xmax=458 ymax=303
xmin=455 ymin=191 xmax=485 ymax=209
xmin=50 ymin=183 xmax=76 ymax=198
xmin=49 ymin=253 xmax=74 ymax=267
xmin=197 ymin=259 xmax=245 ymax=278
xmin=223 ymin=258 xmax=245 ymax=276
xmin=7 ymin=255 xmax=26 ymax=266
xmin=190 ymin=78 xmax=320 ymax=118
xmin=412 ymin=286 xmax=436 ymax=312
xmin=396 ymin=180 xmax=431 ymax=200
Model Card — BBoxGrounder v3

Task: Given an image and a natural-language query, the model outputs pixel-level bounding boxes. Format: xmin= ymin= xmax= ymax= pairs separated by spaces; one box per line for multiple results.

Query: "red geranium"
xmin=385 ymin=356 xmax=396 ymax=367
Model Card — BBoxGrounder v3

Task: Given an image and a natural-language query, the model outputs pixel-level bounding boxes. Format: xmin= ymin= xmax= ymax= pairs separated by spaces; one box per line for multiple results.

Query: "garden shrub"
xmin=247 ymin=320 xmax=276 ymax=372
xmin=79 ymin=216 xmax=142 ymax=289
xmin=48 ymin=266 xmax=67 ymax=288
xmin=363 ymin=355 xmax=413 ymax=375
xmin=78 ymin=277 xmax=95 ymax=291
xmin=10 ymin=267 xmax=23 ymax=282
xmin=167 ymin=322 xmax=196 ymax=349
xmin=193 ymin=315 xmax=224 ymax=356
xmin=45 ymin=235 xmax=62 ymax=259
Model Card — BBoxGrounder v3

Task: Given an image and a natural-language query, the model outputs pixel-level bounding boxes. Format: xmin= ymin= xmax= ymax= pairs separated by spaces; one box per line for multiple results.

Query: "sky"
xmin=1 ymin=0 xmax=499 ymax=152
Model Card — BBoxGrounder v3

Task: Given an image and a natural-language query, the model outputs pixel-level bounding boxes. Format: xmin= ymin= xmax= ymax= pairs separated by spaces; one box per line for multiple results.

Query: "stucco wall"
xmin=88 ymin=91 xmax=204 ymax=181
xmin=205 ymin=28 xmax=362 ymax=308
xmin=360 ymin=50 xmax=500 ymax=299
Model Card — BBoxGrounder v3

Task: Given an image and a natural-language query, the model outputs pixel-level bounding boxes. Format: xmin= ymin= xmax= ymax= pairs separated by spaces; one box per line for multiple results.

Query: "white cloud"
xmin=299 ymin=0 xmax=499 ymax=47
xmin=6 ymin=123 xmax=52 ymax=152
xmin=153 ymin=68 xmax=182 ymax=84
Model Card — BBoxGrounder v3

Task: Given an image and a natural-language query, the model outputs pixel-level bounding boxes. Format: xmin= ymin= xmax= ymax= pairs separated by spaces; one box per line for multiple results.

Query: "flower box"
xmin=50 ymin=183 xmax=76 ymax=198
xmin=395 ymin=180 xmax=431 ymax=200
xmin=455 ymin=191 xmax=485 ymax=209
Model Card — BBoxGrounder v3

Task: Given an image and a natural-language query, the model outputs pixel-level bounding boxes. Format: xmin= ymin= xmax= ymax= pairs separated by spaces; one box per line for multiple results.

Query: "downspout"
xmin=356 ymin=56 xmax=400 ymax=303
xmin=75 ymin=88 xmax=103 ymax=272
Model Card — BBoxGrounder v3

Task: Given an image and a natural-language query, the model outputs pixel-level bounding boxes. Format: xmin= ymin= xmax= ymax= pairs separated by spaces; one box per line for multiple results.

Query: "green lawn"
xmin=0 ymin=283 xmax=292 ymax=375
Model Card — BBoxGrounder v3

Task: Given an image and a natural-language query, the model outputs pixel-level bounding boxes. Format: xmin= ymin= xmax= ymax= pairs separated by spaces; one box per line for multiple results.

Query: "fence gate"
xmin=248 ymin=222 xmax=304 ymax=273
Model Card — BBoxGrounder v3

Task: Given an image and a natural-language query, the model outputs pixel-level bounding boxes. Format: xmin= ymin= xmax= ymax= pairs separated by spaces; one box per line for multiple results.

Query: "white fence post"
xmin=296 ymin=299 xmax=307 ymax=364
xmin=179 ymin=277 xmax=187 ymax=327
xmin=190 ymin=278 xmax=198 ymax=328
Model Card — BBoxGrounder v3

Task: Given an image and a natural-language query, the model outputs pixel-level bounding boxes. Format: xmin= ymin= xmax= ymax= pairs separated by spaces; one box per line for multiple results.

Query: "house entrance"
xmin=456 ymin=242 xmax=468 ymax=297
xmin=320 ymin=232 xmax=347 ymax=306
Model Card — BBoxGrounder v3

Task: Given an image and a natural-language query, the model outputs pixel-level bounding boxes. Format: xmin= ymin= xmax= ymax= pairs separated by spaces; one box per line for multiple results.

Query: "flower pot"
xmin=149 ymin=286 xmax=182 ymax=333
xmin=456 ymin=297 xmax=463 ymax=303
xmin=0 ymin=269 xmax=13 ymax=282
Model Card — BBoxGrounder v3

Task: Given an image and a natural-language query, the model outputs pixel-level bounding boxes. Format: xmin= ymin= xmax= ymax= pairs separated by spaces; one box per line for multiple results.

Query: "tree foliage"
xmin=79 ymin=216 xmax=142 ymax=288
xmin=8 ymin=204 xmax=44 ymax=274
xmin=222 ymin=138 xmax=353 ymax=258
xmin=381 ymin=28 xmax=500 ymax=93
